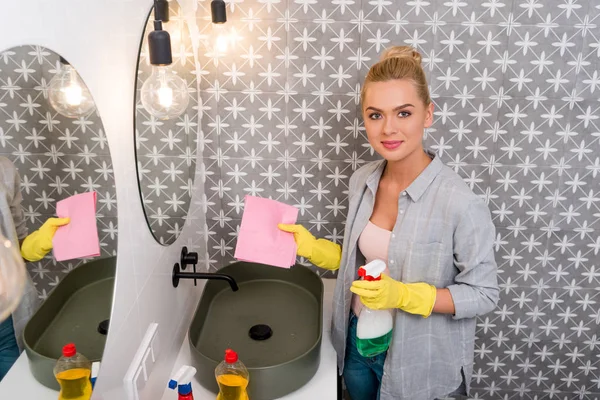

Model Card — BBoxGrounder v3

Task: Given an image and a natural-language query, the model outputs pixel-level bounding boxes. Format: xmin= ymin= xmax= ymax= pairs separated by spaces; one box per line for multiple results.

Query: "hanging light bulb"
xmin=210 ymin=0 xmax=229 ymax=56
xmin=48 ymin=57 xmax=96 ymax=118
xmin=141 ymin=63 xmax=188 ymax=119
xmin=0 ymin=234 xmax=27 ymax=323
xmin=211 ymin=23 xmax=229 ymax=55
xmin=141 ymin=18 xmax=189 ymax=120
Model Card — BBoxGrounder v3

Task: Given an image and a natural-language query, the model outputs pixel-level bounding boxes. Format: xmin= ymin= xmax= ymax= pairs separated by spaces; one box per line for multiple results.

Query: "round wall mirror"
xmin=0 ymin=45 xmax=117 ymax=389
xmin=134 ymin=1 xmax=198 ymax=245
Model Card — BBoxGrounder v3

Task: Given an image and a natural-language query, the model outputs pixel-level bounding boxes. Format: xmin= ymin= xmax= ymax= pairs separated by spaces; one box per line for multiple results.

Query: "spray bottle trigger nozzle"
xmin=360 ymin=260 xmax=387 ymax=280
xmin=168 ymin=365 xmax=197 ymax=393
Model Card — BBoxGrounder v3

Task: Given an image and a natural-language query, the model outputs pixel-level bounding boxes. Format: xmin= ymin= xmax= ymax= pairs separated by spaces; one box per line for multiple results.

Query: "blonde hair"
xmin=361 ymin=46 xmax=431 ymax=106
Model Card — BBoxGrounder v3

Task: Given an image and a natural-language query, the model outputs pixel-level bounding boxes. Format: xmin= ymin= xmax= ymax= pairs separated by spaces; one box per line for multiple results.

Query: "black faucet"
xmin=172 ymin=247 xmax=238 ymax=291
xmin=172 ymin=263 xmax=239 ymax=291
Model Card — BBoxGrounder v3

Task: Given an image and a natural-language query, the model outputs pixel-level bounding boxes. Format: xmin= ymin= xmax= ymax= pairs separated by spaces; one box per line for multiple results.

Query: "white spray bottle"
xmin=355 ymin=259 xmax=394 ymax=357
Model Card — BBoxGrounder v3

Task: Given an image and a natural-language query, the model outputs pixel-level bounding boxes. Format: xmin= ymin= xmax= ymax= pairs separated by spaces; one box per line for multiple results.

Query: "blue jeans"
xmin=342 ymin=312 xmax=468 ymax=400
xmin=343 ymin=312 xmax=387 ymax=400
xmin=0 ymin=315 xmax=19 ymax=381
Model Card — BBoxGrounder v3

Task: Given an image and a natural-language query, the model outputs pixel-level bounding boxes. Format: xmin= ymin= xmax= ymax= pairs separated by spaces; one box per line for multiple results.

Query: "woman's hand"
xmin=278 ymin=224 xmax=342 ymax=271
xmin=20 ymin=217 xmax=70 ymax=262
xmin=350 ymin=274 xmax=437 ymax=317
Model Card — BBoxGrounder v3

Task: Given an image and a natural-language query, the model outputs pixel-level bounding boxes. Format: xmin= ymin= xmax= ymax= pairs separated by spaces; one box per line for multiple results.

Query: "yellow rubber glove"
xmin=278 ymin=224 xmax=341 ymax=271
xmin=350 ymin=274 xmax=437 ymax=317
xmin=20 ymin=217 xmax=70 ymax=262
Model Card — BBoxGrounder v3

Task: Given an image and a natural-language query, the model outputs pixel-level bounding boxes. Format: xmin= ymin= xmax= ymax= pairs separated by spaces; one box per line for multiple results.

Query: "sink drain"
xmin=249 ymin=324 xmax=273 ymax=341
xmin=98 ymin=319 xmax=110 ymax=335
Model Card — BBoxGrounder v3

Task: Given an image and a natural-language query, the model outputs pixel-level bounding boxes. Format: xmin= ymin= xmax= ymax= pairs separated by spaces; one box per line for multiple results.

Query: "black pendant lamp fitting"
xmin=147 ymin=0 xmax=172 ymax=66
xmin=154 ymin=0 xmax=169 ymax=22
xmin=148 ymin=20 xmax=173 ymax=66
xmin=211 ymin=0 xmax=227 ymax=23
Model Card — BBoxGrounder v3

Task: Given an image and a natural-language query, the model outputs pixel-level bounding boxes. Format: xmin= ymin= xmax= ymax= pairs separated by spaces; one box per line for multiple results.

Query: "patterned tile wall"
xmin=135 ymin=1 xmax=199 ymax=245
xmin=194 ymin=0 xmax=599 ymax=398
xmin=0 ymin=45 xmax=117 ymax=299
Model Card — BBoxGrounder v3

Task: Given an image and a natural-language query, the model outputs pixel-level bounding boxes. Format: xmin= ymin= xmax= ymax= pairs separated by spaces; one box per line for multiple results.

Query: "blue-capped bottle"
xmin=168 ymin=365 xmax=197 ymax=400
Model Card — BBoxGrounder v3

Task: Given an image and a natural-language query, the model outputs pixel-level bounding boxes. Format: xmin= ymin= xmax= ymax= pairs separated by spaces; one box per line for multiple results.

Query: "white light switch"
xmin=124 ymin=323 xmax=159 ymax=400
xmin=134 ymin=367 xmax=145 ymax=400
xmin=142 ymin=348 xmax=153 ymax=379
xmin=150 ymin=330 xmax=161 ymax=362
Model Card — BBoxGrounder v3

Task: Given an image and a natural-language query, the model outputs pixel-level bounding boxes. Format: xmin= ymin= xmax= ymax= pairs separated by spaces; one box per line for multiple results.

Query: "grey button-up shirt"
xmin=331 ymin=152 xmax=499 ymax=400
xmin=0 ymin=156 xmax=40 ymax=350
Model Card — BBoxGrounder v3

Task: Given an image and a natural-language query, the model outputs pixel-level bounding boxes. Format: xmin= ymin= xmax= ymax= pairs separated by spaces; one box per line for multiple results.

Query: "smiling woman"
xmin=361 ymin=47 xmax=434 ymax=167
xmin=363 ymin=81 xmax=433 ymax=163
xmin=280 ymin=45 xmax=498 ymax=400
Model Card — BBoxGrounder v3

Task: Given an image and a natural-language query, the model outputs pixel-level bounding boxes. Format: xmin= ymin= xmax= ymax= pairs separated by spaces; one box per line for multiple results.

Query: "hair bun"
xmin=380 ymin=46 xmax=422 ymax=64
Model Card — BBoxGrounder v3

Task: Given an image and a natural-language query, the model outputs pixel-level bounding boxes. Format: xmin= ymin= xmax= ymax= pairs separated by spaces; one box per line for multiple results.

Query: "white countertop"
xmin=0 ymin=278 xmax=338 ymax=400
xmin=0 ymin=351 xmax=58 ymax=397
xmin=161 ymin=278 xmax=338 ymax=400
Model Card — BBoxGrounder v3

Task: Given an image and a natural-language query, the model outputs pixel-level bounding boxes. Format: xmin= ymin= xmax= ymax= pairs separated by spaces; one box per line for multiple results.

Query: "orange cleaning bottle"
xmin=54 ymin=343 xmax=92 ymax=400
xmin=215 ymin=349 xmax=249 ymax=400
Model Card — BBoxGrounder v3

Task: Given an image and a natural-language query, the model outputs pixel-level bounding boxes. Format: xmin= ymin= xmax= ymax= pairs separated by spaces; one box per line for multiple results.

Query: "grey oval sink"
xmin=188 ymin=262 xmax=323 ymax=400
xmin=23 ymin=257 xmax=116 ymax=390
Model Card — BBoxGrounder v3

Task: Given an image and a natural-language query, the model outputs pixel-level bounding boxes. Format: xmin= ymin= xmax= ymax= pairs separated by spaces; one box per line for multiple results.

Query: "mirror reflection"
xmin=0 ymin=45 xmax=117 ymax=393
xmin=135 ymin=0 xmax=198 ymax=246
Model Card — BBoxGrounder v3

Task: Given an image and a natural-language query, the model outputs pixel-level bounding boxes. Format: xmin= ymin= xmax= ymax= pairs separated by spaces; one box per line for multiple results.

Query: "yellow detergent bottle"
xmin=215 ymin=349 xmax=249 ymax=400
xmin=54 ymin=343 xmax=92 ymax=400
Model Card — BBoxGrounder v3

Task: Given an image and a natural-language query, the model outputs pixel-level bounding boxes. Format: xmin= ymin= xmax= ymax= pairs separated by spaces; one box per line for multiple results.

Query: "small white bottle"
xmin=355 ymin=260 xmax=394 ymax=357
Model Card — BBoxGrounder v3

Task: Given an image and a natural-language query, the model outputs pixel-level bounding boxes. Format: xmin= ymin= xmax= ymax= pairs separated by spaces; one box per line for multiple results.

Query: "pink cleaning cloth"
xmin=52 ymin=192 xmax=100 ymax=262
xmin=234 ymin=195 xmax=299 ymax=268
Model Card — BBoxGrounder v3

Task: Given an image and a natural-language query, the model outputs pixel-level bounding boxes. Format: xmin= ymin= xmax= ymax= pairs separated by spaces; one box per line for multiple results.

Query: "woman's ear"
xmin=424 ymin=102 xmax=434 ymax=128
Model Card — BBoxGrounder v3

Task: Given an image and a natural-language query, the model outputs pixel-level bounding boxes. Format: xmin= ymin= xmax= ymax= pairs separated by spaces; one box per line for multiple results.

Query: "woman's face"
xmin=362 ymin=79 xmax=434 ymax=163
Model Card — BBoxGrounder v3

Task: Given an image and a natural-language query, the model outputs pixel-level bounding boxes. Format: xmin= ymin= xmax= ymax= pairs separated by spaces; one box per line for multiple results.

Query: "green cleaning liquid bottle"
xmin=215 ymin=349 xmax=249 ymax=400
xmin=54 ymin=343 xmax=92 ymax=400
xmin=355 ymin=260 xmax=394 ymax=357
